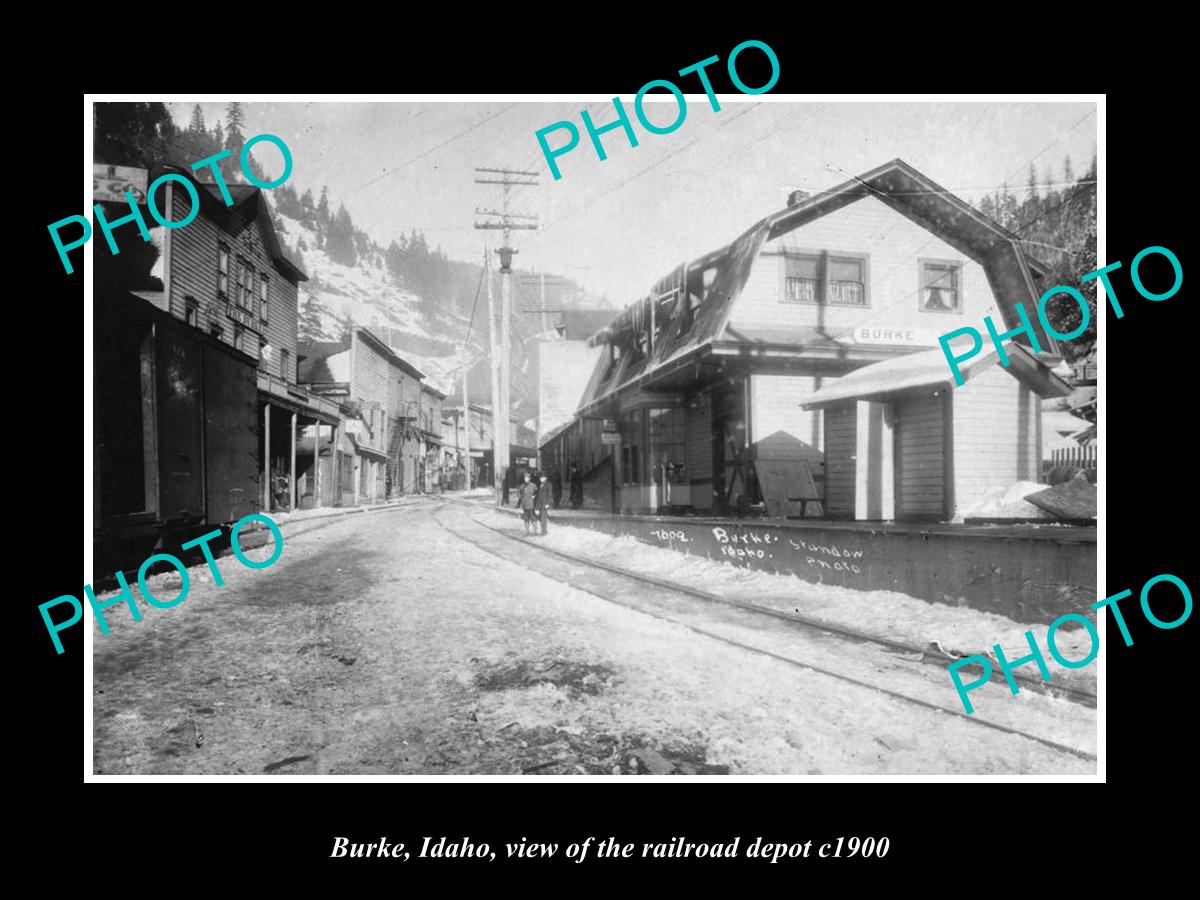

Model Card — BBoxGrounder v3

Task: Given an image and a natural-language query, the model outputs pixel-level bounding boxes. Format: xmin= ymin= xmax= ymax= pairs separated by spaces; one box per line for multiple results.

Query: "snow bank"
xmin=480 ymin=510 xmax=1096 ymax=691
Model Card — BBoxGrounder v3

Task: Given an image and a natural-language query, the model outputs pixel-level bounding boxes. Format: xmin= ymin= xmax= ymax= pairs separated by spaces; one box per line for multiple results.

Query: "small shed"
xmin=803 ymin=344 xmax=1071 ymax=522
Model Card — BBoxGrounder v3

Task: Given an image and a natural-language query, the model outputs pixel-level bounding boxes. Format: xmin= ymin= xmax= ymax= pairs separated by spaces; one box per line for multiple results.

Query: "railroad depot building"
xmin=94 ymin=164 xmax=341 ymax=571
xmin=542 ymin=158 xmax=1069 ymax=520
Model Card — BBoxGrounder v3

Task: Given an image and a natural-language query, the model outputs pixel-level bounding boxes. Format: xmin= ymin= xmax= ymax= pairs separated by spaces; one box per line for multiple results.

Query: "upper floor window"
xmin=602 ymin=340 xmax=622 ymax=382
xmin=236 ymin=258 xmax=255 ymax=310
xmin=784 ymin=251 xmax=868 ymax=306
xmin=185 ymin=297 xmax=199 ymax=328
xmin=920 ymin=260 xmax=961 ymax=312
xmin=233 ymin=324 xmax=245 ymax=353
xmin=280 ymin=347 xmax=291 ymax=382
xmin=785 ymin=254 xmax=820 ymax=303
xmin=829 ymin=257 xmax=865 ymax=306
xmin=633 ymin=328 xmax=649 ymax=361
xmin=678 ymin=265 xmax=717 ymax=338
xmin=217 ymin=245 xmax=230 ymax=298
xmin=259 ymin=274 xmax=269 ymax=322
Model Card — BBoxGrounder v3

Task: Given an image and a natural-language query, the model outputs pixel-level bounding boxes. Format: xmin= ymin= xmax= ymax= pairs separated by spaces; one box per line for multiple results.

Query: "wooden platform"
xmin=517 ymin=507 xmax=1096 ymax=624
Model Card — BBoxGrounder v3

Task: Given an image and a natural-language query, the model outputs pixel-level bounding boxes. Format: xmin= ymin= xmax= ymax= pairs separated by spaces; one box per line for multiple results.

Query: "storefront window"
xmin=649 ymin=407 xmax=687 ymax=484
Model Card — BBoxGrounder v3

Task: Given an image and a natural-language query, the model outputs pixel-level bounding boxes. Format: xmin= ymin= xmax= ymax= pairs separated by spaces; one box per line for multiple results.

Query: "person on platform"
xmin=535 ymin=473 xmax=552 ymax=536
xmin=516 ymin=471 xmax=538 ymax=536
xmin=552 ymin=468 xmax=563 ymax=509
xmin=569 ymin=462 xmax=583 ymax=509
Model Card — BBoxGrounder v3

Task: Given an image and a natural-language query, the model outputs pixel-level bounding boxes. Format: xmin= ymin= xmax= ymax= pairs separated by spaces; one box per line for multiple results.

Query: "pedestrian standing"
xmin=535 ymin=473 xmax=552 ymax=536
xmin=515 ymin=471 xmax=538 ymax=535
xmin=552 ymin=468 xmax=563 ymax=509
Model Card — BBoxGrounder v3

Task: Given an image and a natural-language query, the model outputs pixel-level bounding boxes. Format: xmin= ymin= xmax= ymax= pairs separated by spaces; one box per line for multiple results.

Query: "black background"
xmin=18 ymin=25 xmax=1191 ymax=886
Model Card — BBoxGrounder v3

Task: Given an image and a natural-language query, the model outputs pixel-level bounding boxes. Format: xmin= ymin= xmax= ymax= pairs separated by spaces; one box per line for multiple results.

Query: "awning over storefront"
xmin=348 ymin=434 xmax=390 ymax=461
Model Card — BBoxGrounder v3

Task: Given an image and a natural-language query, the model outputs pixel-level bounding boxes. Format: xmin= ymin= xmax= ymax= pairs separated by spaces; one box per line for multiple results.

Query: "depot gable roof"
xmin=576 ymin=158 xmax=1060 ymax=416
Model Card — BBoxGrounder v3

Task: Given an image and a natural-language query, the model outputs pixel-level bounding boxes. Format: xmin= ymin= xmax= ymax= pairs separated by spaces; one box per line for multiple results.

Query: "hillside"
xmin=271 ymin=200 xmax=611 ymax=416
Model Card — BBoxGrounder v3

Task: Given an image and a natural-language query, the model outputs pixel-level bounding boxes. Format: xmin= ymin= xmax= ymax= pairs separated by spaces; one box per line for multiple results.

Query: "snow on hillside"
xmin=273 ymin=209 xmax=477 ymax=395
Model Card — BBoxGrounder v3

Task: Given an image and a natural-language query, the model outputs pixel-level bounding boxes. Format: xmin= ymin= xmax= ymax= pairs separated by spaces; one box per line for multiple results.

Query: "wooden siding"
xmin=166 ymin=185 xmax=299 ymax=382
xmin=732 ymin=195 xmax=998 ymax=343
xmin=351 ymin=331 xmax=391 ymax=457
xmin=953 ymin=364 xmax=1041 ymax=516
xmin=895 ymin=389 xmax=945 ymax=519
xmin=685 ymin=391 xmax=712 ymax=508
xmin=823 ymin=404 xmax=857 ymax=517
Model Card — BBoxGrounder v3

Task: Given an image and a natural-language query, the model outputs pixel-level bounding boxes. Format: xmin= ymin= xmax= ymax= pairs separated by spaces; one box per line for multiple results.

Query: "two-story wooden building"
xmin=93 ymin=164 xmax=342 ymax=571
xmin=299 ymin=327 xmax=428 ymax=501
xmin=543 ymin=158 xmax=1068 ymax=519
xmin=155 ymin=165 xmax=343 ymax=515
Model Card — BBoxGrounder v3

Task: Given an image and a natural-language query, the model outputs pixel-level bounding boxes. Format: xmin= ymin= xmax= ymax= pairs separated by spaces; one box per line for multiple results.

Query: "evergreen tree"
xmin=189 ymin=104 xmax=206 ymax=134
xmin=338 ymin=310 xmax=355 ymax=342
xmin=225 ymin=102 xmax=246 ymax=158
xmin=1023 ymin=163 xmax=1040 ymax=229
xmin=1063 ymin=154 xmax=1074 ymax=186
xmin=298 ymin=291 xmax=330 ymax=341
xmin=94 ymin=102 xmax=177 ymax=169
xmin=317 ymin=187 xmax=330 ymax=225
xmin=301 ymin=188 xmax=315 ymax=215
xmin=326 ymin=204 xmax=358 ymax=266
xmin=273 ymin=184 xmax=302 ymax=218
xmin=224 ymin=102 xmax=260 ymax=184
xmin=211 ymin=120 xmax=224 ymax=148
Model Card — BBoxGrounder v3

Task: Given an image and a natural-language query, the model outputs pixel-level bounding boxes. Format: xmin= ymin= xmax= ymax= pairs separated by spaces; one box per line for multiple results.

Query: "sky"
xmin=170 ymin=99 xmax=1098 ymax=306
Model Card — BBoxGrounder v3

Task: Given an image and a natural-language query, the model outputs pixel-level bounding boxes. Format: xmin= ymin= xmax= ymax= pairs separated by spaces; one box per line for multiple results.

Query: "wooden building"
xmin=299 ymin=327 xmax=428 ymax=499
xmin=416 ymin=383 xmax=447 ymax=491
xmin=93 ymin=164 xmax=340 ymax=571
xmin=542 ymin=158 xmax=1064 ymax=516
xmin=443 ymin=403 xmax=538 ymax=487
xmin=153 ymin=165 xmax=342 ymax=515
xmin=803 ymin=344 xmax=1070 ymax=521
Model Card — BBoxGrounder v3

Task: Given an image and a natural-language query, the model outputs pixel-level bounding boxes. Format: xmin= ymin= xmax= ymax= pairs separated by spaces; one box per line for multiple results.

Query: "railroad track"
xmin=430 ymin=499 xmax=1097 ymax=764
xmin=440 ymin=497 xmax=1097 ymax=706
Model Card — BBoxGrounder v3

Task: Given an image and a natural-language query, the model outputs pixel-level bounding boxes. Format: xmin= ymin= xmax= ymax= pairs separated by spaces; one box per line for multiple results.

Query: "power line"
xmin=999 ymin=108 xmax=1096 ymax=187
xmin=286 ymin=104 xmax=520 ymax=226
xmin=517 ymin=102 xmax=767 ymax=249
xmin=464 ymin=262 xmax=486 ymax=347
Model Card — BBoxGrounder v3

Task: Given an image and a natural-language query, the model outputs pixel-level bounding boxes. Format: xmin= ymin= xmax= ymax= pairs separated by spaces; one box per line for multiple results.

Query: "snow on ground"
xmin=477 ymin=508 xmax=1097 ymax=695
xmin=91 ymin=505 xmax=1090 ymax=775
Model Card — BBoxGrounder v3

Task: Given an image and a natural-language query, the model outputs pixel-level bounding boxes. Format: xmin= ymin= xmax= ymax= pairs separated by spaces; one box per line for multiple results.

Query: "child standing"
xmin=535 ymin=473 xmax=552 ymax=536
xmin=515 ymin=471 xmax=538 ymax=535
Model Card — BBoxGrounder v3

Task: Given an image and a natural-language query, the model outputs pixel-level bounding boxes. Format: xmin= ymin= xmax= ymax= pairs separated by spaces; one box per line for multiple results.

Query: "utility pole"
xmin=483 ymin=247 xmax=501 ymax=504
xmin=460 ymin=347 xmax=471 ymax=490
xmin=475 ymin=166 xmax=538 ymax=499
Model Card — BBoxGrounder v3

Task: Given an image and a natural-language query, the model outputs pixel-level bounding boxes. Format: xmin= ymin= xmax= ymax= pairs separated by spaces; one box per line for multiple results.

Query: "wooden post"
xmin=315 ymin=422 xmax=322 ymax=508
xmin=290 ymin=411 xmax=297 ymax=511
xmin=462 ymin=365 xmax=471 ymax=488
xmin=331 ymin=421 xmax=339 ymax=506
xmin=262 ymin=402 xmax=271 ymax=512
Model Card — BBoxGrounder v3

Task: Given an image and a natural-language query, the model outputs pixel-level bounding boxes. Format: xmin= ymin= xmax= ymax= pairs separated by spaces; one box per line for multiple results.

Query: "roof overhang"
xmin=802 ymin=342 xmax=1071 ymax=409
